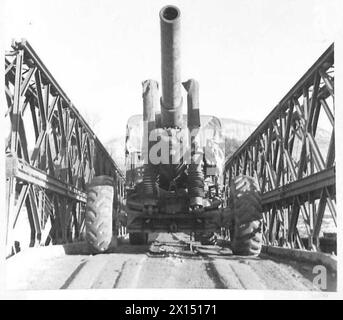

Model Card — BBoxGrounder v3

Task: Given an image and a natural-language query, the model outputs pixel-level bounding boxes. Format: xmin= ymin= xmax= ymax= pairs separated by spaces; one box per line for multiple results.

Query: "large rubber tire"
xmin=230 ymin=175 xmax=263 ymax=256
xmin=86 ymin=175 xmax=114 ymax=253
xmin=129 ymin=233 xmax=148 ymax=245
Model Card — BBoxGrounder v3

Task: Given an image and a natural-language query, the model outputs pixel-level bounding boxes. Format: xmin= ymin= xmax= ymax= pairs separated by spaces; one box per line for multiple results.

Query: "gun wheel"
xmin=86 ymin=175 xmax=114 ymax=253
xmin=230 ymin=175 xmax=263 ymax=256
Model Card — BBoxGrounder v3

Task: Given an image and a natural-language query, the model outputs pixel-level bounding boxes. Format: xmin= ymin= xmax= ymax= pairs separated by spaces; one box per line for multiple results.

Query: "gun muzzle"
xmin=160 ymin=5 xmax=183 ymax=128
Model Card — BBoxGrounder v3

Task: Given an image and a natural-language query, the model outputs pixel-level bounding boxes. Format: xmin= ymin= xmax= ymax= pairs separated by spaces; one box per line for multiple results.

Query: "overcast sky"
xmin=4 ymin=0 xmax=342 ymax=143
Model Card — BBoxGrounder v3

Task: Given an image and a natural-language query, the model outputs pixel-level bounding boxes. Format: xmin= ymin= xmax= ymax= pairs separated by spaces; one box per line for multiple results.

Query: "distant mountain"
xmin=104 ymin=117 xmax=257 ymax=172
xmin=104 ymin=117 xmax=331 ymax=173
xmin=220 ymin=118 xmax=257 ymax=141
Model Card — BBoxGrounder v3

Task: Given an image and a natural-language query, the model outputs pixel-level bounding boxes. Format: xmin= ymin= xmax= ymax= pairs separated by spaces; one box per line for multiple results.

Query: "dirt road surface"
xmin=5 ymin=233 xmax=336 ymax=291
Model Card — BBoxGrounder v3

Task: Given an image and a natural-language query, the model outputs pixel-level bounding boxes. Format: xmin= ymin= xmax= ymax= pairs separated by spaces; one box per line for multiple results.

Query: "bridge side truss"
xmin=225 ymin=44 xmax=335 ymax=251
xmin=5 ymin=40 xmax=125 ymax=254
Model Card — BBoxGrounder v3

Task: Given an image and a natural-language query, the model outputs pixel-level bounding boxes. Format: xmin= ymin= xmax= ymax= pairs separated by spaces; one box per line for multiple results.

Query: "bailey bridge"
xmin=4 ymin=40 xmax=336 ymax=291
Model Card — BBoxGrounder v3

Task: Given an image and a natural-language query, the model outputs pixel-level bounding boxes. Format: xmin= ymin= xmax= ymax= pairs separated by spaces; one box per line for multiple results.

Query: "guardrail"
xmin=5 ymin=40 xmax=125 ymax=255
xmin=224 ymin=44 xmax=335 ymax=251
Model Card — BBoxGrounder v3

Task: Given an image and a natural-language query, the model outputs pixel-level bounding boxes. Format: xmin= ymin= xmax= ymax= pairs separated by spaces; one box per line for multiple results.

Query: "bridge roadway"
xmin=5 ymin=233 xmax=336 ymax=291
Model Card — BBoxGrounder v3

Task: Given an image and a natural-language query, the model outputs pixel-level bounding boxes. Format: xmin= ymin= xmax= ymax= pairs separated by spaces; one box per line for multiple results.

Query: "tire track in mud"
xmin=112 ymin=261 xmax=128 ymax=288
xmin=194 ymin=246 xmax=247 ymax=289
xmin=227 ymin=263 xmax=247 ymax=289
xmin=113 ymin=233 xmax=226 ymax=288
xmin=60 ymin=260 xmax=88 ymax=289
xmin=10 ymin=232 xmax=332 ymax=290
xmin=170 ymin=233 xmax=232 ymax=288
xmin=204 ymin=259 xmax=227 ymax=289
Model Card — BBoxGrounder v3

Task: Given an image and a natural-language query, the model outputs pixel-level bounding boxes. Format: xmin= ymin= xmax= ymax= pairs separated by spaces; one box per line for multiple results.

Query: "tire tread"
xmin=86 ymin=175 xmax=114 ymax=253
xmin=230 ymin=175 xmax=263 ymax=256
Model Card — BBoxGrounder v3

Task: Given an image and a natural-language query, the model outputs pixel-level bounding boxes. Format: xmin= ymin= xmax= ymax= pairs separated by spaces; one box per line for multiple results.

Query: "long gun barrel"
xmin=160 ymin=5 xmax=183 ymax=128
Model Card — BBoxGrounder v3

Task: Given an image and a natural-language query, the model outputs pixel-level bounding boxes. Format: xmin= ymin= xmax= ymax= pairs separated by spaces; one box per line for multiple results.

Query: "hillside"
xmin=104 ymin=117 xmax=331 ymax=173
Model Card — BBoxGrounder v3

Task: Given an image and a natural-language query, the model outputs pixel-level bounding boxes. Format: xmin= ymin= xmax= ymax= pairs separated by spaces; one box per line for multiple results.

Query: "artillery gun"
xmin=86 ymin=5 xmax=263 ymax=256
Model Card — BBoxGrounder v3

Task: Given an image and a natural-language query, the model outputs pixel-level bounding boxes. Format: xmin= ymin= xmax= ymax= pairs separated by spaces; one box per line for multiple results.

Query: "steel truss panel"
xmin=224 ymin=44 xmax=335 ymax=251
xmin=5 ymin=40 xmax=126 ymax=254
xmin=6 ymin=155 xmax=87 ymax=202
